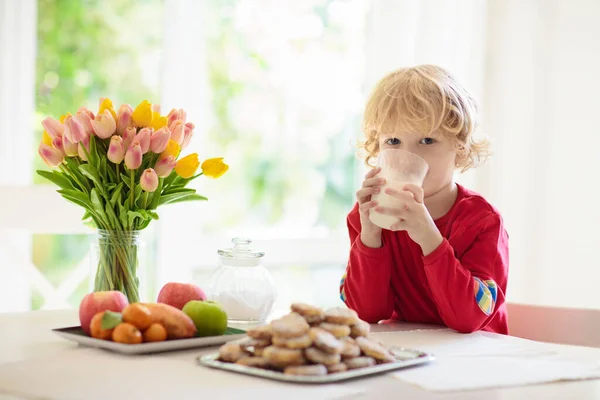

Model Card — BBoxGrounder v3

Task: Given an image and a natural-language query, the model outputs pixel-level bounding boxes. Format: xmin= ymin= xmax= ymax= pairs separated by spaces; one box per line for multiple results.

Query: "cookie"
xmin=324 ymin=307 xmax=359 ymax=326
xmin=344 ymin=356 xmax=376 ymax=370
xmin=309 ymin=327 xmax=343 ymax=354
xmin=238 ymin=337 xmax=271 ymax=353
xmin=270 ymin=312 xmax=310 ymax=338
xmin=350 ymin=319 xmax=370 ymax=338
xmin=305 ymin=315 xmax=326 ymax=325
xmin=326 ymin=363 xmax=348 ymax=374
xmin=339 ymin=337 xmax=361 ymax=359
xmin=284 ymin=364 xmax=328 ymax=376
xmin=253 ymin=346 xmax=266 ymax=357
xmin=318 ymin=322 xmax=351 ymax=338
xmin=263 ymin=345 xmax=306 ymax=368
xmin=235 ymin=356 xmax=270 ymax=369
xmin=355 ymin=336 xmax=395 ymax=363
xmin=305 ymin=346 xmax=342 ymax=366
xmin=247 ymin=324 xmax=273 ymax=341
xmin=272 ymin=334 xmax=312 ymax=349
xmin=218 ymin=342 xmax=249 ymax=363
xmin=291 ymin=303 xmax=325 ymax=324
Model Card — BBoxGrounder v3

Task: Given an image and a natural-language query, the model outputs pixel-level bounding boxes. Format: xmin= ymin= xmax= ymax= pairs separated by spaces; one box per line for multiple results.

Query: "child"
xmin=340 ymin=65 xmax=509 ymax=334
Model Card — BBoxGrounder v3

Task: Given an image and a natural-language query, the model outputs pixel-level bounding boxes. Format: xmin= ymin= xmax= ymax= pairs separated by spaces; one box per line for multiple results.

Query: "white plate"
xmin=197 ymin=347 xmax=434 ymax=383
xmin=53 ymin=326 xmax=246 ymax=355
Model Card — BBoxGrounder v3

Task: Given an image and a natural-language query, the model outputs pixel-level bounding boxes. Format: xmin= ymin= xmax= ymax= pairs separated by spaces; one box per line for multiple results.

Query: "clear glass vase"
xmin=90 ymin=230 xmax=145 ymax=303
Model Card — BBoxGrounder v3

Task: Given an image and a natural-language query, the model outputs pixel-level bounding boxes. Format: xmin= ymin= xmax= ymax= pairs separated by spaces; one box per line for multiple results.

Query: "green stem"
xmin=142 ymin=191 xmax=149 ymax=209
xmin=116 ymin=163 xmax=120 ymax=185
xmin=60 ymin=164 xmax=89 ymax=194
xmin=129 ymin=171 xmax=135 ymax=210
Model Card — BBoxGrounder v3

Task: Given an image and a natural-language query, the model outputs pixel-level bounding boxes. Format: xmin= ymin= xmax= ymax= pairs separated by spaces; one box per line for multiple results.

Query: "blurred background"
xmin=0 ymin=0 xmax=598 ymax=314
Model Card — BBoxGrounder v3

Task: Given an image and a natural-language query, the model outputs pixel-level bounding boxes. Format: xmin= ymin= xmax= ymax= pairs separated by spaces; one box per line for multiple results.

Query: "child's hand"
xmin=356 ymin=167 xmax=384 ymax=247
xmin=374 ymin=183 xmax=443 ymax=255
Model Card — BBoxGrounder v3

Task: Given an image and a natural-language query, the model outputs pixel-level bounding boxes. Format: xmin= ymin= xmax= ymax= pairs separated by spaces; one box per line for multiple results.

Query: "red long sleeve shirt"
xmin=340 ymin=184 xmax=509 ymax=334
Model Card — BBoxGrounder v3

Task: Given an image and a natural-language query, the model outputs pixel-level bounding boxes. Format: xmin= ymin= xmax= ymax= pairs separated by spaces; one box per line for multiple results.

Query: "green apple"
xmin=182 ymin=300 xmax=228 ymax=337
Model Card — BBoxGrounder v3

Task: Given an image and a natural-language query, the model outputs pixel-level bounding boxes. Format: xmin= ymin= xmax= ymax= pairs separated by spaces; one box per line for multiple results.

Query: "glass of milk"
xmin=368 ymin=149 xmax=429 ymax=230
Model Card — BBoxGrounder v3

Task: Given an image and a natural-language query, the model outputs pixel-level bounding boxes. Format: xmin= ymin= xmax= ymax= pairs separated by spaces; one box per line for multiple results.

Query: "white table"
xmin=1 ymin=310 xmax=600 ymax=399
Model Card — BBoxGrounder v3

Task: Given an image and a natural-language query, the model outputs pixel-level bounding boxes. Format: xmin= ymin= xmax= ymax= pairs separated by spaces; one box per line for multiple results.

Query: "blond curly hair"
xmin=360 ymin=65 xmax=489 ymax=172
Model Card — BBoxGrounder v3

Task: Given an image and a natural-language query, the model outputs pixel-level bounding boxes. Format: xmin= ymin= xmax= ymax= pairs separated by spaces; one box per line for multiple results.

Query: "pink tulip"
xmin=154 ymin=155 xmax=176 ymax=177
xmin=62 ymin=135 xmax=78 ymax=157
xmin=136 ymin=128 xmax=151 ymax=154
xmin=41 ymin=117 xmax=64 ymax=139
xmin=150 ymin=127 xmax=170 ymax=153
xmin=38 ymin=143 xmax=64 ymax=167
xmin=107 ymin=135 xmax=125 ymax=164
xmin=78 ymin=107 xmax=95 ymax=119
xmin=181 ymin=122 xmax=194 ymax=149
xmin=116 ymin=104 xmax=134 ymax=134
xmin=170 ymin=121 xmax=185 ymax=145
xmin=123 ymin=127 xmax=136 ymax=150
xmin=75 ymin=109 xmax=94 ymax=137
xmin=64 ymin=115 xmax=87 ymax=143
xmin=166 ymin=109 xmax=179 ymax=127
xmin=124 ymin=142 xmax=142 ymax=170
xmin=140 ymin=168 xmax=159 ymax=192
xmin=91 ymin=109 xmax=117 ymax=139
xmin=52 ymin=136 xmax=65 ymax=154
xmin=78 ymin=135 xmax=90 ymax=161
xmin=151 ymin=104 xmax=161 ymax=114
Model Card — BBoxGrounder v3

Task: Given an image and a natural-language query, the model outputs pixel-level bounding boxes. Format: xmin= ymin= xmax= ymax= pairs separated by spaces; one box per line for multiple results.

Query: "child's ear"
xmin=454 ymin=144 xmax=467 ymax=167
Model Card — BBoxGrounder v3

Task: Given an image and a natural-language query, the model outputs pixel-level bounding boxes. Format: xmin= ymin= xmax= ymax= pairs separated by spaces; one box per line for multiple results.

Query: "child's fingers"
xmin=384 ymin=187 xmax=415 ymax=202
xmin=359 ymin=200 xmax=378 ymax=214
xmin=356 ymin=186 xmax=380 ymax=203
xmin=373 ymin=205 xmax=408 ymax=218
xmin=364 ymin=167 xmax=381 ymax=179
xmin=401 ymin=183 xmax=424 ymax=203
xmin=389 ymin=220 xmax=407 ymax=231
xmin=362 ymin=176 xmax=385 ymax=188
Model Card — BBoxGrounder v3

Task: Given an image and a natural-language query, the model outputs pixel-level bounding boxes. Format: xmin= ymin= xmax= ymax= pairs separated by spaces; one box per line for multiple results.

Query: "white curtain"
xmin=367 ymin=0 xmax=600 ymax=309
xmin=0 ymin=0 xmax=37 ymax=311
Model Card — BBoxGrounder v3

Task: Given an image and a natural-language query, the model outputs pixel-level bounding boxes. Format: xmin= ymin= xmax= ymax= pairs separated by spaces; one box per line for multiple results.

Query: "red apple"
xmin=157 ymin=282 xmax=206 ymax=310
xmin=79 ymin=291 xmax=129 ymax=335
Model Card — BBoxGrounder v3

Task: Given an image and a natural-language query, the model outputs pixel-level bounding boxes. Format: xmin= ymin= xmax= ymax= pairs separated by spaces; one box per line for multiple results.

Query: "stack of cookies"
xmin=217 ymin=303 xmax=397 ymax=376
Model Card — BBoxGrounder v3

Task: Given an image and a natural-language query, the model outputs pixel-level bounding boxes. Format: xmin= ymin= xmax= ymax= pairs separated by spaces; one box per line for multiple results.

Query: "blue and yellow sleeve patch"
xmin=339 ymin=273 xmax=347 ymax=302
xmin=474 ymin=277 xmax=497 ymax=316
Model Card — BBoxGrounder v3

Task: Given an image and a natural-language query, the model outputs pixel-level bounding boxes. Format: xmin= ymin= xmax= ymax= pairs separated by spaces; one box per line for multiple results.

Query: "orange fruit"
xmin=112 ymin=322 xmax=143 ymax=344
xmin=122 ymin=303 xmax=152 ymax=331
xmin=143 ymin=323 xmax=168 ymax=342
xmin=90 ymin=311 xmax=114 ymax=340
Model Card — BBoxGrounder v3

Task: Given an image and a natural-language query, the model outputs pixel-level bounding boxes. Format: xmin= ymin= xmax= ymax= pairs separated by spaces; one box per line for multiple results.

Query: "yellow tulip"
xmin=151 ymin=112 xmax=167 ymax=131
xmin=42 ymin=131 xmax=53 ymax=146
xmin=98 ymin=98 xmax=117 ymax=121
xmin=175 ymin=153 xmax=200 ymax=179
xmin=132 ymin=100 xmax=153 ymax=127
xmin=59 ymin=113 xmax=71 ymax=123
xmin=160 ymin=139 xmax=180 ymax=160
xmin=201 ymin=157 xmax=229 ymax=179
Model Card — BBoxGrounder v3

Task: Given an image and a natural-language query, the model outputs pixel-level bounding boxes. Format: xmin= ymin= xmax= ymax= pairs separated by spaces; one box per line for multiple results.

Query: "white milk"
xmin=369 ymin=178 xmax=410 ymax=230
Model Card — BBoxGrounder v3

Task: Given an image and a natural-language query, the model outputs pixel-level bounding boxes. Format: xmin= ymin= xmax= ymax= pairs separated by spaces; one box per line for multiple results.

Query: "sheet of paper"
xmin=372 ymin=329 xmax=600 ymax=391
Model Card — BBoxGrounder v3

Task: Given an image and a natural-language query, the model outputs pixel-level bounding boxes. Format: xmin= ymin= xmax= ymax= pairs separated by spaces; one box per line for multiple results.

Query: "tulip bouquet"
xmin=37 ymin=98 xmax=228 ymax=302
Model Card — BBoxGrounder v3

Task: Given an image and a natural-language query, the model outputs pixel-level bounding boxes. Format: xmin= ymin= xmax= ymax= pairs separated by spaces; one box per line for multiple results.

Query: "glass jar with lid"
xmin=206 ymin=237 xmax=276 ymax=324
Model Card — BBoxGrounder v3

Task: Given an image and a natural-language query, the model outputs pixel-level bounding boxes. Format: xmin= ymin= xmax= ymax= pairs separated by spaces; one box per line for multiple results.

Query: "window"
xmin=1 ymin=0 xmax=367 ymax=311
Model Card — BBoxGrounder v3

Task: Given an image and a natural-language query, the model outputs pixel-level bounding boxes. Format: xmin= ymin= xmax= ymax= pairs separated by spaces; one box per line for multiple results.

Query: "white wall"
xmin=479 ymin=0 xmax=600 ymax=308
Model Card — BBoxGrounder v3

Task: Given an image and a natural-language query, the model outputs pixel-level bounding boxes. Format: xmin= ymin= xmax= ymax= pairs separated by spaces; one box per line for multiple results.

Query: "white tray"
xmin=53 ymin=326 xmax=246 ymax=355
xmin=197 ymin=347 xmax=434 ymax=383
